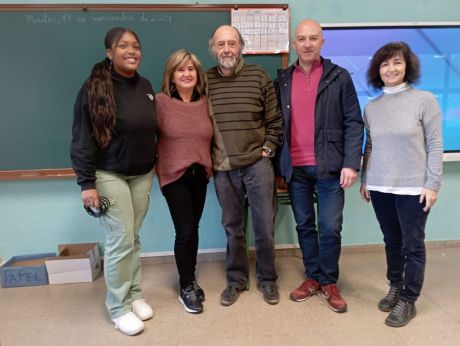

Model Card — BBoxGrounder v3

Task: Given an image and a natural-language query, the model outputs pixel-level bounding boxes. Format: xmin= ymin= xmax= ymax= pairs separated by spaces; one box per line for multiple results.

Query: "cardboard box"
xmin=45 ymin=243 xmax=101 ymax=284
xmin=1 ymin=253 xmax=56 ymax=288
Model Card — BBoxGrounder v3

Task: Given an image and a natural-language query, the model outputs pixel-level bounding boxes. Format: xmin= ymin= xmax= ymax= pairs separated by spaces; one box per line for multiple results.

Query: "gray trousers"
xmin=214 ymin=157 xmax=278 ymax=289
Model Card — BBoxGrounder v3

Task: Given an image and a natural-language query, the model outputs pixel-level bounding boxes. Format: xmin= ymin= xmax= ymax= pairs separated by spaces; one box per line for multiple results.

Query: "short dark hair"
xmin=367 ymin=41 xmax=420 ymax=89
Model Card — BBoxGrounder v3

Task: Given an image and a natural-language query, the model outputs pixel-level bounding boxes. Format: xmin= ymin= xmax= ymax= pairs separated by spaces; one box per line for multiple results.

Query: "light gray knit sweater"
xmin=361 ymin=87 xmax=443 ymax=191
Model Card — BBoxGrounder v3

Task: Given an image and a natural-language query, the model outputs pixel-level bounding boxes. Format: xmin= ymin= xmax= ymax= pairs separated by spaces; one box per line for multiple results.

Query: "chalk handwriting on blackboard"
xmin=25 ymin=12 xmax=173 ymax=25
xmin=139 ymin=13 xmax=173 ymax=23
xmin=26 ymin=13 xmax=72 ymax=24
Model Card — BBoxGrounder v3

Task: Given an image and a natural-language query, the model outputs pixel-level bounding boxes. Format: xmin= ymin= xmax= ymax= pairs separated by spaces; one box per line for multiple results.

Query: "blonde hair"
xmin=160 ymin=49 xmax=205 ymax=97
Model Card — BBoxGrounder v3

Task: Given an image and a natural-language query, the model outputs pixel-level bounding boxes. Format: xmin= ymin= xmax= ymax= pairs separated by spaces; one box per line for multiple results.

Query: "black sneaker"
xmin=192 ymin=280 xmax=205 ymax=302
xmin=378 ymin=286 xmax=400 ymax=312
xmin=220 ymin=285 xmax=240 ymax=306
xmin=258 ymin=284 xmax=279 ymax=305
xmin=179 ymin=285 xmax=203 ymax=314
xmin=385 ymin=300 xmax=416 ymax=327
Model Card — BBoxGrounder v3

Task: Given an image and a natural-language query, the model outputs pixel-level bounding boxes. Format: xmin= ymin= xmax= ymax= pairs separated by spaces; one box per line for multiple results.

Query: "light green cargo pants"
xmin=95 ymin=170 xmax=154 ymax=319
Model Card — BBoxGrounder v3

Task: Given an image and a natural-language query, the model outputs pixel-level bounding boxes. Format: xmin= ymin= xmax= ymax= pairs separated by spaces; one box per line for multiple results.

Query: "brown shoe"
xmin=320 ymin=284 xmax=348 ymax=313
xmin=290 ymin=279 xmax=321 ymax=302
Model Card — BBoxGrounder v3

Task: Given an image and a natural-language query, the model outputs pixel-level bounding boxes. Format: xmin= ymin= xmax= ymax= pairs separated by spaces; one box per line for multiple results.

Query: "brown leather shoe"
xmin=290 ymin=279 xmax=321 ymax=302
xmin=321 ymin=284 xmax=348 ymax=313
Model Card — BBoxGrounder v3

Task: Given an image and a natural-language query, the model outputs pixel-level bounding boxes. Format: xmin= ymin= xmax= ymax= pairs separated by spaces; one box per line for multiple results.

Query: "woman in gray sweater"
xmin=360 ymin=42 xmax=443 ymax=328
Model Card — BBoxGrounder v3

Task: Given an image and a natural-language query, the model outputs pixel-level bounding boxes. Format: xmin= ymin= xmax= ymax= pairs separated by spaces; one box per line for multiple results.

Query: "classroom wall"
xmin=1 ymin=0 xmax=460 ymax=261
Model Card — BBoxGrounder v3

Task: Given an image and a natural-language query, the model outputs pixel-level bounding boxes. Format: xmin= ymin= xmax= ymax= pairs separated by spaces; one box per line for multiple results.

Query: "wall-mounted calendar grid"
xmin=231 ymin=8 xmax=289 ymax=54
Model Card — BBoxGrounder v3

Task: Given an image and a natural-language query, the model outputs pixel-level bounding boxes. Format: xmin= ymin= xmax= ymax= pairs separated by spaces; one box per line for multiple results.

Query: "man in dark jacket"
xmin=274 ymin=19 xmax=363 ymax=313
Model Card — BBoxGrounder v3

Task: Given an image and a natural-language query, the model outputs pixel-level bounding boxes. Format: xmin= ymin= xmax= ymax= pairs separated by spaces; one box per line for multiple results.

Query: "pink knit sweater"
xmin=155 ymin=93 xmax=213 ymax=188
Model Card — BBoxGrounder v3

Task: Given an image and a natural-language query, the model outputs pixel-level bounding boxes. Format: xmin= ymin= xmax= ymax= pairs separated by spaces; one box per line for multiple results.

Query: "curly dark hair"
xmin=88 ymin=27 xmax=141 ymax=148
xmin=367 ymin=41 xmax=420 ymax=89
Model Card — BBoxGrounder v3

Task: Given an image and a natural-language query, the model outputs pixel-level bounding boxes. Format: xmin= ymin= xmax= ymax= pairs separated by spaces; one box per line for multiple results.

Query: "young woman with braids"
xmin=70 ymin=27 xmax=156 ymax=336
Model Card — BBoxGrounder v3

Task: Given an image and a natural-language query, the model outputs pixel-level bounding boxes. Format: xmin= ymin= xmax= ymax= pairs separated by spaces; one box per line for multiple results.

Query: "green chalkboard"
xmin=0 ymin=7 xmax=283 ymax=172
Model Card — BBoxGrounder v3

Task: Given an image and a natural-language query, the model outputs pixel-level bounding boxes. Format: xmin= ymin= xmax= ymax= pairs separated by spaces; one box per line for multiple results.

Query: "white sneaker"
xmin=132 ymin=299 xmax=154 ymax=321
xmin=112 ymin=312 xmax=144 ymax=336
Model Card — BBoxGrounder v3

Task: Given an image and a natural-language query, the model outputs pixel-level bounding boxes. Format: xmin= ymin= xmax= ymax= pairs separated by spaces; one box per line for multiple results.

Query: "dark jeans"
xmin=288 ymin=166 xmax=344 ymax=285
xmin=214 ymin=157 xmax=278 ymax=289
xmin=162 ymin=164 xmax=208 ymax=289
xmin=370 ymin=191 xmax=429 ymax=303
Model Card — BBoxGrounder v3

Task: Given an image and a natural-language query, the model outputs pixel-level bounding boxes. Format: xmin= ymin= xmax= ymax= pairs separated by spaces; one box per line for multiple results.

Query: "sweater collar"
xmin=383 ymin=82 xmax=410 ymax=94
xmin=111 ymin=70 xmax=139 ymax=85
xmin=171 ymin=89 xmax=201 ymax=102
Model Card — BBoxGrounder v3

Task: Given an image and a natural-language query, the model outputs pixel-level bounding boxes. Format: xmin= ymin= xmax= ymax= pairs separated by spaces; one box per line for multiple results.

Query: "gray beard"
xmin=218 ymin=56 xmax=238 ymax=69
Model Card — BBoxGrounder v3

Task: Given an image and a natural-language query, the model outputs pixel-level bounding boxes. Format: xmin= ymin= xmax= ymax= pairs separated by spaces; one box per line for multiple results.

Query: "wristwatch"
xmin=262 ymin=146 xmax=275 ymax=158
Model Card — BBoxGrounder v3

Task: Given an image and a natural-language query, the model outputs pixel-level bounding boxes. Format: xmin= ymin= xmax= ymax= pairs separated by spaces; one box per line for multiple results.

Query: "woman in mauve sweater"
xmin=360 ymin=42 xmax=443 ymax=328
xmin=155 ymin=49 xmax=213 ymax=314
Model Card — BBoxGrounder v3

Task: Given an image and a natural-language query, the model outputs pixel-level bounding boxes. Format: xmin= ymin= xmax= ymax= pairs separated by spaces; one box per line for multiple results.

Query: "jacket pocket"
xmin=326 ymin=129 xmax=344 ymax=171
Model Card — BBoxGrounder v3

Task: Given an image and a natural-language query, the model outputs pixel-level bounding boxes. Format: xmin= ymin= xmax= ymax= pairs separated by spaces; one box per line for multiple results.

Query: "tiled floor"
xmin=1 ymin=246 xmax=459 ymax=346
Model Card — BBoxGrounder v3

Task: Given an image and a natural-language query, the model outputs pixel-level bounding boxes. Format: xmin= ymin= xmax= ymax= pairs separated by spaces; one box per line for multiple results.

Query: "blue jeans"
xmin=288 ymin=166 xmax=344 ymax=285
xmin=214 ymin=157 xmax=278 ymax=289
xmin=370 ymin=191 xmax=429 ymax=303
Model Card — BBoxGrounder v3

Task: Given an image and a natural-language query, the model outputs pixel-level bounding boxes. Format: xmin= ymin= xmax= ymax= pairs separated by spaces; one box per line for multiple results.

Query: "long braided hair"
xmin=88 ymin=27 xmax=140 ymax=148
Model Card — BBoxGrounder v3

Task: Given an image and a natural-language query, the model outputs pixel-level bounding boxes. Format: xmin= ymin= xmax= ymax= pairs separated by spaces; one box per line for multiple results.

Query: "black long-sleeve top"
xmin=70 ymin=71 xmax=157 ymax=191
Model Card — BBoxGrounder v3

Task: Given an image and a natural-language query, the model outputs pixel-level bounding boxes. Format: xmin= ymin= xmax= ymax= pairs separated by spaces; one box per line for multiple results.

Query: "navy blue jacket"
xmin=274 ymin=58 xmax=364 ymax=182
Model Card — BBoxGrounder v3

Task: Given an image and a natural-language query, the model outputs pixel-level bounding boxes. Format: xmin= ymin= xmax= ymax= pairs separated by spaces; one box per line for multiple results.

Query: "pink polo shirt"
xmin=290 ymin=59 xmax=323 ymax=166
